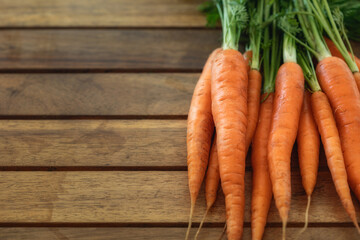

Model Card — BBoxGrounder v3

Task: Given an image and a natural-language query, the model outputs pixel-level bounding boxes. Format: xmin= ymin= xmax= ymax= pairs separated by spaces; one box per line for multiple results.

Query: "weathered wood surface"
xmin=0 ymin=227 xmax=358 ymax=240
xmin=0 ymin=171 xmax=357 ymax=223
xmin=0 ymin=120 xmax=328 ymax=168
xmin=0 ymin=30 xmax=220 ymax=71
xmin=1 ymin=0 xmax=360 ymax=239
xmin=0 ymin=31 xmax=358 ymax=71
xmin=0 ymin=120 xmax=186 ymax=167
xmin=0 ymin=74 xmax=197 ymax=116
xmin=0 ymin=0 xmax=206 ymax=27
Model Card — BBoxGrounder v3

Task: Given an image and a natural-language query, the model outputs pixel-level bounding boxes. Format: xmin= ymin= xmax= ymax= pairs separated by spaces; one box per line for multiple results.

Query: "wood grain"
xmin=0 ymin=120 xmax=187 ymax=167
xmin=0 ymin=227 xmax=358 ymax=240
xmin=0 ymin=120 xmax=328 ymax=168
xmin=0 ymin=30 xmax=358 ymax=71
xmin=0 ymin=171 xmax=358 ymax=223
xmin=0 ymin=74 xmax=197 ymax=116
xmin=0 ymin=0 xmax=206 ymax=27
xmin=0 ymin=30 xmax=220 ymax=71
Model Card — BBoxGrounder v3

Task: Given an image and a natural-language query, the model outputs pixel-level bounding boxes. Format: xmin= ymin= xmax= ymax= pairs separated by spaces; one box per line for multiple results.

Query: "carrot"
xmin=267 ymin=33 xmax=304 ymax=239
xmin=212 ymin=48 xmax=248 ymax=240
xmin=316 ymin=57 xmax=360 ymax=202
xmin=245 ymin=69 xmax=262 ymax=153
xmin=298 ymin=91 xmax=319 ymax=197
xmin=251 ymin=93 xmax=274 ymax=240
xmin=324 ymin=37 xmax=360 ymax=91
xmin=210 ymin=1 xmax=249 ymax=239
xmin=297 ymin=90 xmax=320 ymax=232
xmin=308 ymin=0 xmax=360 ymax=202
xmin=194 ymin=134 xmax=220 ymax=240
xmin=245 ymin=0 xmax=264 ymax=155
xmin=250 ymin=3 xmax=276 ymax=237
xmin=295 ymin=0 xmax=360 ymax=232
xmin=185 ymin=48 xmax=221 ymax=240
xmin=296 ymin=51 xmax=322 ymax=236
xmin=311 ymin=91 xmax=360 ymax=232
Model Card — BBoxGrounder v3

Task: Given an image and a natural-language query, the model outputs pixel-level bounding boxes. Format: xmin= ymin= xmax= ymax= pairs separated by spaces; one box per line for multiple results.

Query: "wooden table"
xmin=0 ymin=1 xmax=359 ymax=239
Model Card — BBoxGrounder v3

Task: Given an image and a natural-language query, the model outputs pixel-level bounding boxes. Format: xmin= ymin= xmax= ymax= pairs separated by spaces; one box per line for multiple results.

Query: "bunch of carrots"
xmin=185 ymin=0 xmax=360 ymax=239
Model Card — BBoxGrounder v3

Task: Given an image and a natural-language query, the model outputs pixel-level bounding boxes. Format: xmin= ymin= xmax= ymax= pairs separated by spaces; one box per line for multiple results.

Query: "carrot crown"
xmin=297 ymin=50 xmax=321 ymax=92
xmin=215 ymin=0 xmax=248 ymax=50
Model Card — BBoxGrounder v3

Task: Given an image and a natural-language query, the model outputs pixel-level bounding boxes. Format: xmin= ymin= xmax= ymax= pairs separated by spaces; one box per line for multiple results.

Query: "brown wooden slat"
xmin=0 ymin=120 xmax=186 ymax=167
xmin=0 ymin=30 xmax=220 ymax=70
xmin=0 ymin=171 xmax=358 ymax=223
xmin=0 ymin=227 xmax=358 ymax=240
xmin=0 ymin=30 xmax=358 ymax=71
xmin=0 ymin=74 xmax=197 ymax=116
xmin=0 ymin=0 xmax=206 ymax=27
xmin=0 ymin=120 xmax=327 ymax=168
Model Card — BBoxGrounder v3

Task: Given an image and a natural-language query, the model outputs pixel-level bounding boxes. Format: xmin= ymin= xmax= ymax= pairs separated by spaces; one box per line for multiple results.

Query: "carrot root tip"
xmin=282 ymin=218 xmax=287 ymax=240
xmin=218 ymin=223 xmax=227 ymax=240
xmin=353 ymin=217 xmax=360 ymax=234
xmin=296 ymin=195 xmax=311 ymax=239
xmin=194 ymin=207 xmax=210 ymax=240
xmin=185 ymin=203 xmax=195 ymax=240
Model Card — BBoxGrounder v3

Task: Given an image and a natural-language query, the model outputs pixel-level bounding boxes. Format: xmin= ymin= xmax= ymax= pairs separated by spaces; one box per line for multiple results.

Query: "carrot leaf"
xmin=249 ymin=0 xmax=264 ymax=70
xmin=213 ymin=0 xmax=248 ymax=50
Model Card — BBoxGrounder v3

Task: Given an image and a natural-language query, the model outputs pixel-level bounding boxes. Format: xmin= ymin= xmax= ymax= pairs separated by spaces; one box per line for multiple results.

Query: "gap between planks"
xmin=0 ymin=222 xmax=355 ymax=228
xmin=0 ymin=227 xmax=358 ymax=240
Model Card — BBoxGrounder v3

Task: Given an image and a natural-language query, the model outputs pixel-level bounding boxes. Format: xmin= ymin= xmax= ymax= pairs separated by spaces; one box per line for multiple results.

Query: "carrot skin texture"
xmin=212 ymin=49 xmax=248 ymax=240
xmin=205 ymin=135 xmax=220 ymax=209
xmin=268 ymin=62 xmax=304 ymax=222
xmin=316 ymin=57 xmax=360 ymax=201
xmin=245 ymin=70 xmax=262 ymax=153
xmin=187 ymin=48 xmax=221 ymax=208
xmin=297 ymin=91 xmax=320 ymax=196
xmin=311 ymin=91 xmax=359 ymax=227
xmin=251 ymin=93 xmax=274 ymax=240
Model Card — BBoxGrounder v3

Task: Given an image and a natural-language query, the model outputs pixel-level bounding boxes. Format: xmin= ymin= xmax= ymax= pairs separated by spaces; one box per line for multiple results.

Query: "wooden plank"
xmin=0 ymin=30 xmax=358 ymax=71
xmin=0 ymin=120 xmax=187 ymax=167
xmin=0 ymin=30 xmax=220 ymax=70
xmin=0 ymin=171 xmax=358 ymax=223
xmin=0 ymin=0 xmax=206 ymax=27
xmin=0 ymin=120 xmax=327 ymax=168
xmin=0 ymin=227 xmax=358 ymax=240
xmin=0 ymin=74 xmax=197 ymax=116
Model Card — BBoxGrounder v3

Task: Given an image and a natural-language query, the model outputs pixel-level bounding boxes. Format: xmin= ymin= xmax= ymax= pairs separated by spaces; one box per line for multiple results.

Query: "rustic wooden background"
xmin=0 ymin=1 xmax=360 ymax=239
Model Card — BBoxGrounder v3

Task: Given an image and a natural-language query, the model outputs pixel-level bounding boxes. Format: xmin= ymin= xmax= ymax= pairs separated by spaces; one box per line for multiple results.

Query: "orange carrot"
xmin=297 ymin=90 xmax=320 ymax=233
xmin=324 ymin=37 xmax=360 ymax=91
xmin=316 ymin=57 xmax=360 ymax=202
xmin=185 ymin=48 xmax=221 ymax=240
xmin=298 ymin=91 xmax=319 ymax=197
xmin=251 ymin=93 xmax=274 ymax=240
xmin=212 ymin=49 xmax=248 ymax=240
xmin=295 ymin=0 xmax=360 ymax=232
xmin=245 ymin=69 xmax=262 ymax=153
xmin=267 ymin=62 xmax=304 ymax=232
xmin=311 ymin=91 xmax=360 ymax=232
xmin=195 ymin=135 xmax=220 ymax=240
